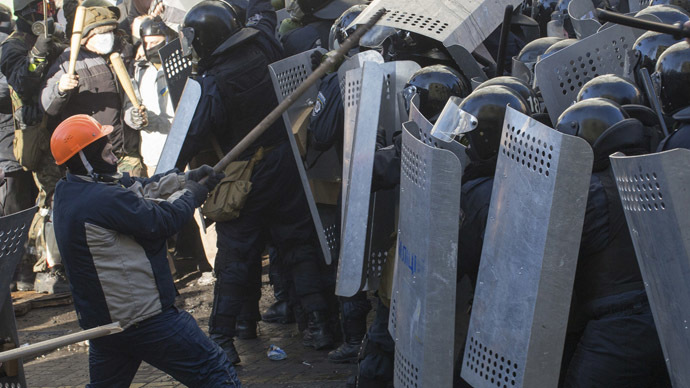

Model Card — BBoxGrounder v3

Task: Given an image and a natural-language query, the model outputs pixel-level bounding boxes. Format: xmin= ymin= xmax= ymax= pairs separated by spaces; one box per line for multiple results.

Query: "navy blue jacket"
xmin=53 ymin=172 xmax=195 ymax=330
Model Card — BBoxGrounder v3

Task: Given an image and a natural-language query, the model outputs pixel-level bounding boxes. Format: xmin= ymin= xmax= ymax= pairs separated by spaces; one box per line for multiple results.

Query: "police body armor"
xmin=610 ymin=149 xmax=690 ymax=388
xmin=461 ymin=107 xmax=593 ymax=388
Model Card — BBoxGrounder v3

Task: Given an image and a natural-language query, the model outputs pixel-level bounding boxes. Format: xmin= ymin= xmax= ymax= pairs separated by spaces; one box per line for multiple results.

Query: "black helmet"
xmin=328 ymin=4 xmax=365 ymax=51
xmin=655 ymin=41 xmax=690 ymax=115
xmin=649 ymin=0 xmax=690 ymax=13
xmin=577 ymin=74 xmax=644 ymax=106
xmin=180 ymin=0 xmax=243 ymax=60
xmin=512 ymin=36 xmax=563 ymax=83
xmin=632 ymin=30 xmax=683 ymax=72
xmin=14 ymin=0 xmax=54 ymax=23
xmin=532 ymin=0 xmax=574 ymax=37
xmin=0 ymin=4 xmax=14 ymax=34
xmin=540 ymin=38 xmax=577 ymax=60
xmin=402 ymin=65 xmax=472 ymax=123
xmin=555 ymin=98 xmax=628 ymax=146
xmin=459 ymin=85 xmax=530 ymax=161
xmin=360 ymin=26 xmax=451 ymax=65
xmin=297 ymin=0 xmax=363 ymax=19
xmin=634 ymin=4 xmax=690 ymax=24
xmin=140 ymin=16 xmax=175 ymax=63
xmin=474 ymin=76 xmax=540 ymax=114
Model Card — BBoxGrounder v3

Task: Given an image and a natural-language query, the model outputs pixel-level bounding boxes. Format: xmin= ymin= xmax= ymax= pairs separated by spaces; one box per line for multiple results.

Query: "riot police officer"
xmin=178 ymin=0 xmax=334 ymax=364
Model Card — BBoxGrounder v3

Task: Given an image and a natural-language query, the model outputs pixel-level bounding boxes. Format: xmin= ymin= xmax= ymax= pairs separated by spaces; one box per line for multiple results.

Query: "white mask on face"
xmin=88 ymin=31 xmax=115 ymax=55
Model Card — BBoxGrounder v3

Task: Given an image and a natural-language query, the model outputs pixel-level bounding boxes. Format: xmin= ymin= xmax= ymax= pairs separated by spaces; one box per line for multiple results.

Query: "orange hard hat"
xmin=50 ymin=115 xmax=113 ymax=165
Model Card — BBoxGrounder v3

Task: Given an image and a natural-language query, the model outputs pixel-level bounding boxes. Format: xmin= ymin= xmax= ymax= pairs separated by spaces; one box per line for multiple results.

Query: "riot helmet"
xmin=635 ymin=4 xmax=690 ymax=24
xmin=0 ymin=4 xmax=14 ymax=34
xmin=140 ymin=16 xmax=174 ymax=64
xmin=577 ymin=74 xmax=644 ymax=106
xmin=555 ymin=98 xmax=628 ymax=146
xmin=179 ymin=0 xmax=243 ymax=60
xmin=632 ymin=30 xmax=683 ymax=72
xmin=654 ymin=41 xmax=690 ymax=115
xmin=459 ymin=85 xmax=530 ymax=161
xmin=297 ymin=0 xmax=363 ymax=19
xmin=402 ymin=65 xmax=472 ymax=123
xmin=474 ymin=76 xmax=540 ymax=114
xmin=540 ymin=38 xmax=577 ymax=60
xmin=512 ymin=36 xmax=563 ymax=83
xmin=14 ymin=0 xmax=55 ymax=24
xmin=649 ymin=0 xmax=690 ymax=13
xmin=360 ymin=26 xmax=452 ymax=65
xmin=328 ymin=4 xmax=365 ymax=51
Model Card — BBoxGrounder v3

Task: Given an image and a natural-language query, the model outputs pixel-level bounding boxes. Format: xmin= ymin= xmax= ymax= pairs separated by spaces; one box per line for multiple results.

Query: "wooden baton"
xmin=109 ymin=52 xmax=141 ymax=109
xmin=68 ymin=6 xmax=87 ymax=76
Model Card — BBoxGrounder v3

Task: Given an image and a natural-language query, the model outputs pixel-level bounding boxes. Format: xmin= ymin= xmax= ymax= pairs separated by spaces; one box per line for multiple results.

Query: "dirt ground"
xmin=15 ymin=267 xmax=359 ymax=388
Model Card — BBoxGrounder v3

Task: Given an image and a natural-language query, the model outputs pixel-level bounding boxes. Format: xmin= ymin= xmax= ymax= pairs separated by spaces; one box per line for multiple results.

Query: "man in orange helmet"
xmin=49 ymin=114 xmax=240 ymax=387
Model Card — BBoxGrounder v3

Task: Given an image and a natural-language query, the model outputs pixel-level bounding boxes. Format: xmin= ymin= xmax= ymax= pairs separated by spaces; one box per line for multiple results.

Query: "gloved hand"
xmin=185 ymin=165 xmax=214 ymax=182
xmin=201 ymin=170 xmax=224 ymax=192
xmin=31 ymin=35 xmax=53 ymax=59
xmin=126 ymin=105 xmax=148 ymax=129
xmin=310 ymin=50 xmax=324 ymax=71
xmin=57 ymin=73 xmax=79 ymax=94
xmin=185 ymin=180 xmax=209 ymax=207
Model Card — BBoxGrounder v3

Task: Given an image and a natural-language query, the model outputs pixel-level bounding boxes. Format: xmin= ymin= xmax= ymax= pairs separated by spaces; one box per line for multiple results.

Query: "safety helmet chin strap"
xmin=78 ymin=150 xmax=96 ymax=179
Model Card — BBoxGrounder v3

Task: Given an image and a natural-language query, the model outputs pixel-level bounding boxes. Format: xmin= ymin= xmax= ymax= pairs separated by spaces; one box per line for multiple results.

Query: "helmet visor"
xmin=430 ymin=96 xmax=478 ymax=143
xmin=178 ymin=26 xmax=195 ymax=58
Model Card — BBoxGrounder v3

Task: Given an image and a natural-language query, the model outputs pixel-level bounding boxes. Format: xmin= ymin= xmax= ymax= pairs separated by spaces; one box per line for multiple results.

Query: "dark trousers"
xmin=562 ymin=290 xmax=670 ymax=388
xmin=211 ymin=143 xmax=327 ymax=337
xmin=87 ymin=307 xmax=241 ymax=388
xmin=358 ymin=297 xmax=395 ymax=382
xmin=0 ymin=169 xmax=37 ymax=216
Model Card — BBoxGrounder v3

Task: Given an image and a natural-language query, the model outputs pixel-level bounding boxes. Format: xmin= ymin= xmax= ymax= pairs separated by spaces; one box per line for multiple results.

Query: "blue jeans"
xmin=87 ymin=307 xmax=241 ymax=388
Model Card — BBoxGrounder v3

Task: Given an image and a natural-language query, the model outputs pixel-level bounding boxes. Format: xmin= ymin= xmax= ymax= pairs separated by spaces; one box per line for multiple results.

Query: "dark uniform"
xmin=178 ymin=0 xmax=332 ymax=353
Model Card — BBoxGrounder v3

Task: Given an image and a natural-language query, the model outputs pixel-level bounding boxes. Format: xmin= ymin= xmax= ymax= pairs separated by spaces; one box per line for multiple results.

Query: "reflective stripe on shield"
xmin=351 ymin=0 xmax=522 ymax=51
xmin=610 ymin=149 xmax=690 ymax=388
xmin=461 ymin=107 xmax=592 ymax=388
xmin=534 ymin=24 xmax=637 ymax=124
xmin=388 ymin=119 xmax=463 ymax=388
xmin=268 ymin=48 xmax=337 ymax=265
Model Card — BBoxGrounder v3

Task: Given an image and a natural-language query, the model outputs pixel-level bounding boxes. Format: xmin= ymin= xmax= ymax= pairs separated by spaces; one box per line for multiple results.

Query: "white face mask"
xmin=88 ymin=32 xmax=115 ymax=55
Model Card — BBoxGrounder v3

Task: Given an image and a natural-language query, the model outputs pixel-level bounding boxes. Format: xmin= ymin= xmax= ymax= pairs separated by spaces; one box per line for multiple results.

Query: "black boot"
xmin=210 ymin=333 xmax=241 ymax=365
xmin=305 ymin=311 xmax=335 ymax=350
xmin=261 ymin=300 xmax=295 ymax=324
xmin=328 ymin=337 xmax=363 ymax=363
xmin=235 ymin=320 xmax=257 ymax=339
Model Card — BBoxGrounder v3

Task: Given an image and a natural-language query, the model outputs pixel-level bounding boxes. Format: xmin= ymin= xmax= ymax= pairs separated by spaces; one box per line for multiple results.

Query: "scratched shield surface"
xmin=387 ymin=120 xmax=463 ymax=388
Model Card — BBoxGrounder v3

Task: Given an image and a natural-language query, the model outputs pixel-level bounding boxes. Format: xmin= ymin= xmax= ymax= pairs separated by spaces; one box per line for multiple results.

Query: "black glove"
xmin=185 ymin=180 xmax=209 ymax=207
xmin=201 ymin=171 xmax=225 ymax=192
xmin=31 ymin=35 xmax=53 ymax=59
xmin=185 ymin=165 xmax=214 ymax=182
xmin=310 ymin=50 xmax=324 ymax=71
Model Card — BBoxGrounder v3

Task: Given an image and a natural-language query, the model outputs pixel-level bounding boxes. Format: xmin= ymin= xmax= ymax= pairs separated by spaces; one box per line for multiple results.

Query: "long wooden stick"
xmin=110 ymin=52 xmax=141 ymax=109
xmin=209 ymin=8 xmax=387 ymax=175
xmin=0 ymin=322 xmax=122 ymax=363
xmin=68 ymin=6 xmax=87 ymax=76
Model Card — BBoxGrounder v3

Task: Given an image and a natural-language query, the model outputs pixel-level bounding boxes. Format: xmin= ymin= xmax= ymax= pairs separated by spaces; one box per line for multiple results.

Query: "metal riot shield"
xmin=159 ymin=38 xmax=193 ymax=110
xmin=351 ymin=0 xmax=522 ymax=51
xmin=268 ymin=48 xmax=339 ymax=264
xmin=568 ymin=0 xmax=601 ymax=39
xmin=336 ymin=63 xmax=384 ymax=296
xmin=338 ymin=51 xmax=385 ymax=224
xmin=460 ymin=108 xmax=593 ymax=388
xmin=0 ymin=206 xmax=37 ymax=388
xmin=534 ymin=24 xmax=637 ymax=125
xmin=447 ymin=44 xmax=488 ymax=84
xmin=387 ymin=118 xmax=464 ymax=388
xmin=154 ymin=78 xmax=202 ymax=174
xmin=610 ymin=149 xmax=690 ymax=388
xmin=337 ymin=61 xmax=421 ymax=297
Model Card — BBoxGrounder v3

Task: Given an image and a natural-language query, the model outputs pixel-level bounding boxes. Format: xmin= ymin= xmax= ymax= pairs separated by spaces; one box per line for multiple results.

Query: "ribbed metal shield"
xmin=268 ymin=48 xmax=338 ymax=264
xmin=336 ymin=63 xmax=384 ymax=297
xmin=0 ymin=206 xmax=37 ymax=388
xmin=351 ymin=0 xmax=523 ymax=51
xmin=610 ymin=149 xmax=690 ymax=388
xmin=388 ymin=118 xmax=463 ymax=388
xmin=159 ymin=38 xmax=193 ymax=110
xmin=534 ymin=24 xmax=637 ymax=124
xmin=460 ymin=107 xmax=592 ymax=388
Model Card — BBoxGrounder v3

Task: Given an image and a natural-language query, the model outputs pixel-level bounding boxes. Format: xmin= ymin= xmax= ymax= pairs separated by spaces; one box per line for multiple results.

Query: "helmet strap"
xmin=78 ymin=150 xmax=98 ymax=180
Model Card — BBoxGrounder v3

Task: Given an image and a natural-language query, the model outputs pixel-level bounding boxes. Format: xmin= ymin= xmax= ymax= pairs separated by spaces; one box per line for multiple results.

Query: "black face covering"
xmin=64 ymin=137 xmax=117 ymax=177
xmin=145 ymin=40 xmax=166 ymax=64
